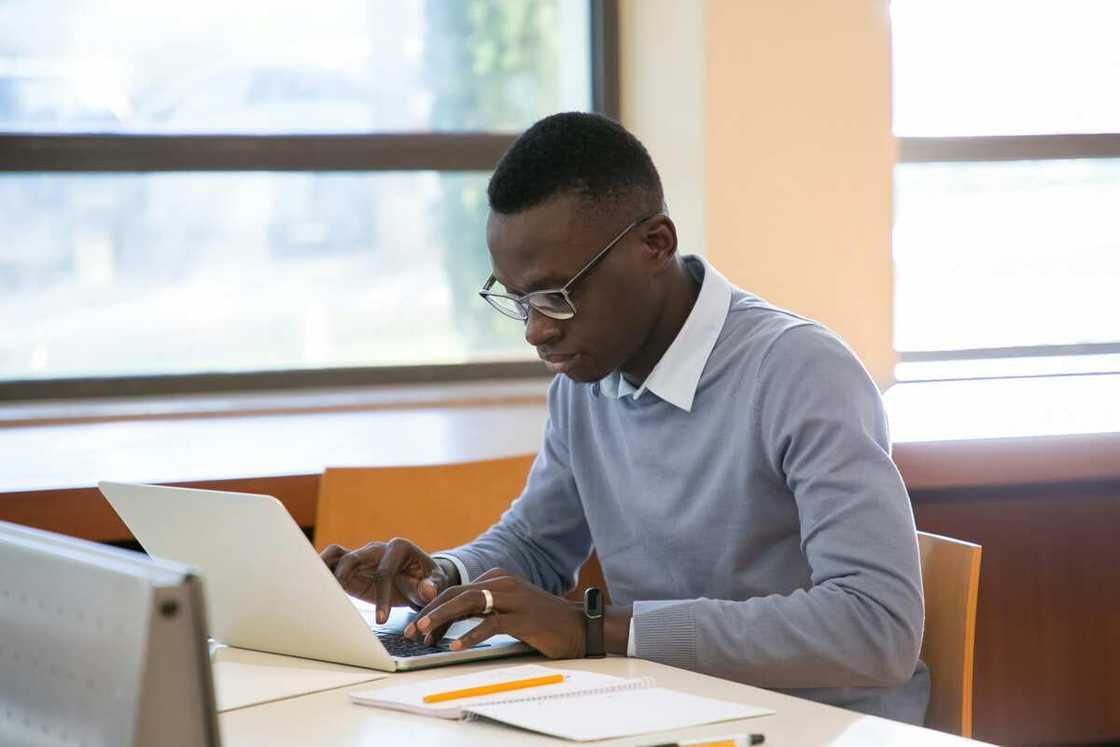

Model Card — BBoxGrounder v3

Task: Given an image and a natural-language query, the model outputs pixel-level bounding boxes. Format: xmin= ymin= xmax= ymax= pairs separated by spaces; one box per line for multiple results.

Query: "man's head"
xmin=484 ymin=112 xmax=683 ymax=383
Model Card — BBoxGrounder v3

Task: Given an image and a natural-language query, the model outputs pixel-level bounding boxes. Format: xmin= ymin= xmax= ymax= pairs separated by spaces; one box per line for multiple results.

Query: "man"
xmin=322 ymin=112 xmax=929 ymax=723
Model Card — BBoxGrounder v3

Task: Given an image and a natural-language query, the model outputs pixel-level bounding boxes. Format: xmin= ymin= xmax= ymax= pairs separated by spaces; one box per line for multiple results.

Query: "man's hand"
xmin=403 ymin=568 xmax=586 ymax=659
xmin=320 ymin=538 xmax=456 ymax=624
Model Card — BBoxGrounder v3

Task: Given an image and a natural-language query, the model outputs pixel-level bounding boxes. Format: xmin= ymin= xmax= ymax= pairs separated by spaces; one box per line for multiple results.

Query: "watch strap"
xmin=583 ymin=587 xmax=606 ymax=658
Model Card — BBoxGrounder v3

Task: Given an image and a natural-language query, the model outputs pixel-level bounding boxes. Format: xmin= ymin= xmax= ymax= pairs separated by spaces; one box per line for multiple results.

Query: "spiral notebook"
xmin=348 ymin=664 xmax=773 ymax=741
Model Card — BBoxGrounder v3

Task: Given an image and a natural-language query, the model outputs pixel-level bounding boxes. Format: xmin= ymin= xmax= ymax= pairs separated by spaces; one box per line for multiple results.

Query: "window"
xmin=891 ymin=0 xmax=1120 ymax=381
xmin=0 ymin=0 xmax=616 ymax=398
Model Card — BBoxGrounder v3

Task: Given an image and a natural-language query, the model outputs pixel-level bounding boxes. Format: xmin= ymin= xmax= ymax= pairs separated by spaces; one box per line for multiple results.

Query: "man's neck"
xmin=619 ymin=261 xmax=701 ymax=383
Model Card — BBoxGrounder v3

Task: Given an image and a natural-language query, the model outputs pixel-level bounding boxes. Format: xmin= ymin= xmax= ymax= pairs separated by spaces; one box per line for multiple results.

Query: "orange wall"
xmin=705 ymin=0 xmax=896 ymax=386
xmin=621 ymin=1 xmax=896 ymax=386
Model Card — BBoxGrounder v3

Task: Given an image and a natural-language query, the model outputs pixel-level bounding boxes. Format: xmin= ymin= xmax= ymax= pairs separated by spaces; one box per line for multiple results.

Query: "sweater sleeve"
xmin=440 ymin=378 xmax=593 ymax=595
xmin=632 ymin=324 xmax=925 ymax=689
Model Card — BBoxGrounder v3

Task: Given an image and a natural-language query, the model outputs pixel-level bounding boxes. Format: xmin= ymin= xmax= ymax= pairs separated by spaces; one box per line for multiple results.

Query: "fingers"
xmin=405 ymin=567 xmax=515 ymax=639
xmin=332 ymin=542 xmax=383 ymax=598
xmin=422 ymin=587 xmax=496 ymax=644
xmin=448 ymin=615 xmax=504 ymax=651
xmin=402 ymin=568 xmax=586 ymax=659
xmin=320 ymin=544 xmax=349 ymax=571
xmin=374 ymin=538 xmax=417 ymax=624
xmin=410 ymin=572 xmax=516 ymax=643
xmin=328 ymin=538 xmax=443 ymax=624
xmin=417 ymin=576 xmax=440 ymax=604
xmin=407 ymin=570 xmax=485 ymax=636
xmin=399 ymin=554 xmax=449 ymax=610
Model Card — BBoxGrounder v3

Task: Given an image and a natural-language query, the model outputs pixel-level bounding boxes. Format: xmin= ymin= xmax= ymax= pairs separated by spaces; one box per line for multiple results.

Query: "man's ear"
xmin=642 ymin=214 xmax=678 ymax=268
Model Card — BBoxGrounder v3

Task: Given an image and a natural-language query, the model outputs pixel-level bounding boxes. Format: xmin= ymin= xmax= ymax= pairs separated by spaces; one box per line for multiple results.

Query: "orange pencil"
xmin=421 ymin=673 xmax=565 ymax=704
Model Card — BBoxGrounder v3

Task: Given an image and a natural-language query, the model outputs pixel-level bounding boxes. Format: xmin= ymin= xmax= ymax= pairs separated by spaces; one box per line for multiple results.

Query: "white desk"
xmin=218 ymin=656 xmax=990 ymax=746
xmin=211 ymin=645 xmax=385 ymax=712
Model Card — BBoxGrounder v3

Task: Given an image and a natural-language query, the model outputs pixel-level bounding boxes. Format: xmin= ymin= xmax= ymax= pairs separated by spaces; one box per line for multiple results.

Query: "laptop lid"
xmin=98 ymin=481 xmax=531 ymax=672
xmin=99 ymin=481 xmax=397 ymax=670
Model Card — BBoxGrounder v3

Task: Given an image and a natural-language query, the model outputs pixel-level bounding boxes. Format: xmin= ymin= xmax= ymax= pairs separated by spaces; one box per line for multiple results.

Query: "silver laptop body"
xmin=98 ymin=481 xmax=531 ymax=672
xmin=0 ymin=520 xmax=220 ymax=746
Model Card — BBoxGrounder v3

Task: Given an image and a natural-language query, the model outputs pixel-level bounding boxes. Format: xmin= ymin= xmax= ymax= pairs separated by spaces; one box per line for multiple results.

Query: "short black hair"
xmin=487 ymin=112 xmax=663 ymax=216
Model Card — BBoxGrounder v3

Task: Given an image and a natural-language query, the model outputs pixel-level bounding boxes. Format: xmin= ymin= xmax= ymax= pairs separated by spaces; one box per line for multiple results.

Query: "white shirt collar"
xmin=598 ymin=255 xmax=732 ymax=412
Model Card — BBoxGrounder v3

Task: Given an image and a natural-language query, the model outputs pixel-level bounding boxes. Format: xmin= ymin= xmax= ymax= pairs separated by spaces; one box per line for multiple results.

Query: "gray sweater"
xmin=446 ymin=259 xmax=929 ymax=724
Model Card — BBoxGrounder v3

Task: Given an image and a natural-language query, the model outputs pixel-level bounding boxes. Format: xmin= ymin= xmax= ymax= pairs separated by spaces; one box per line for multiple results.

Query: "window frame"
xmin=0 ymin=0 xmax=619 ymax=401
xmin=895 ymin=133 xmax=1120 ymax=378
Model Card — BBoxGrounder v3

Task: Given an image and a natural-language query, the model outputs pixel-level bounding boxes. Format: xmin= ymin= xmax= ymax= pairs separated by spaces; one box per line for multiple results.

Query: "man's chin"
xmin=561 ymin=360 xmax=611 ymax=384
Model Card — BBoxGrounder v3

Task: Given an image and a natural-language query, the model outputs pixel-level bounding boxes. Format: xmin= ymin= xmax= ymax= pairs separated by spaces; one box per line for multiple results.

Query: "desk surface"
xmin=218 ymin=656 xmax=988 ymax=746
xmin=211 ymin=644 xmax=385 ymax=712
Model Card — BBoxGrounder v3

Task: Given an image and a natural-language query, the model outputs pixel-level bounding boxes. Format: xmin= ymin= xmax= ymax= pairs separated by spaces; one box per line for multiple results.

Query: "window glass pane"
xmin=893 ymin=159 xmax=1120 ymax=352
xmin=0 ymin=0 xmax=591 ymax=133
xmin=0 ymin=172 xmax=532 ymax=380
xmin=891 ymin=0 xmax=1120 ymax=136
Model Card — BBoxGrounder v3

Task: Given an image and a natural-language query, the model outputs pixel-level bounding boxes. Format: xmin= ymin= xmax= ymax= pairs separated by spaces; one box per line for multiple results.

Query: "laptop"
xmin=1 ymin=520 xmax=219 ymax=746
xmin=98 ymin=481 xmax=532 ymax=672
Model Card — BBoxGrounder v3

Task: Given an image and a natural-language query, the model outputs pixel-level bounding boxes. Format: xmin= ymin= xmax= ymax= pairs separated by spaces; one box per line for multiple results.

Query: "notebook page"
xmin=349 ymin=664 xmax=629 ymax=719
xmin=465 ymin=686 xmax=774 ymax=741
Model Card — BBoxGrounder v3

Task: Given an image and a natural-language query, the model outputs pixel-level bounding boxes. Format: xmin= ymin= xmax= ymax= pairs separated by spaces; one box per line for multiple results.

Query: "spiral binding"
xmin=463 ymin=676 xmax=656 ymax=719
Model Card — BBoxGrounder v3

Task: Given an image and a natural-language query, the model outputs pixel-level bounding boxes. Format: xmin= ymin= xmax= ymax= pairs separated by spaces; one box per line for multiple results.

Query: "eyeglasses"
xmin=479 ymin=211 xmax=659 ymax=321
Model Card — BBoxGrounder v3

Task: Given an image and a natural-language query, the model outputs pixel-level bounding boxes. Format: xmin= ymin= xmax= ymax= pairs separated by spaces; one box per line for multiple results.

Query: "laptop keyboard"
xmin=375 ymin=631 xmax=451 ymax=658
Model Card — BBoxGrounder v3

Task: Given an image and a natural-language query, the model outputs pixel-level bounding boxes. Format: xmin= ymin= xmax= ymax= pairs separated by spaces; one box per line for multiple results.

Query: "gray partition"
xmin=0 ymin=520 xmax=220 ymax=747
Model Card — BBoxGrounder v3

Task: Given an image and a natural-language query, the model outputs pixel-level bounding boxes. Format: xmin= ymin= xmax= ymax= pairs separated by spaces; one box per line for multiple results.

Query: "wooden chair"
xmin=314 ymin=454 xmax=606 ymax=601
xmin=917 ymin=530 xmax=982 ymax=738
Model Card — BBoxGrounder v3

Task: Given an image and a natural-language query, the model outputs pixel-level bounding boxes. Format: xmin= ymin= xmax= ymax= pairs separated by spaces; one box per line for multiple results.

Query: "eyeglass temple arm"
xmin=561 ymin=212 xmax=659 ymax=292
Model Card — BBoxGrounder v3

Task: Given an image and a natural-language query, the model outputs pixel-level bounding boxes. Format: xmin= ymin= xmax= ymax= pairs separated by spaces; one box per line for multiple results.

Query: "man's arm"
xmin=438 ymin=377 xmax=593 ymax=595
xmin=630 ymin=325 xmax=924 ymax=688
xmin=335 ymin=377 xmax=593 ymax=644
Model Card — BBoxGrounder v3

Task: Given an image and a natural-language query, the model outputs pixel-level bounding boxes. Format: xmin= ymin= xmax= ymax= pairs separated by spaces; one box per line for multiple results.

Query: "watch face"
xmin=584 ymin=586 xmax=603 ymax=617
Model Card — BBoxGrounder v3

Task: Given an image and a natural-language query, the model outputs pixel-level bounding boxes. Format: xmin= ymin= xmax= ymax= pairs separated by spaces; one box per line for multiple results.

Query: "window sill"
xmin=884 ymin=373 xmax=1120 ymax=490
xmin=0 ymin=377 xmax=553 ymax=428
xmin=1 ymin=373 xmax=1118 ymax=542
xmin=0 ymin=377 xmax=553 ymax=542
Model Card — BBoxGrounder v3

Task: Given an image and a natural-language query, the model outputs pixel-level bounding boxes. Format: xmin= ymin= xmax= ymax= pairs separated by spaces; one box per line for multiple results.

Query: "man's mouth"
xmin=539 ymin=352 xmax=578 ymax=374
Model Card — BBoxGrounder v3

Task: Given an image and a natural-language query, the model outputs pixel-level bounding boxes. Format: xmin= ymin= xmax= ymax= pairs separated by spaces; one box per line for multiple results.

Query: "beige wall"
xmin=618 ymin=0 xmax=707 ymax=257
xmin=622 ymin=0 xmax=896 ymax=387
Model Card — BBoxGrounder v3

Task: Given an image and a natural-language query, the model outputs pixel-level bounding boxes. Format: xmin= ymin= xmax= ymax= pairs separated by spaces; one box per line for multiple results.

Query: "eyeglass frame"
xmin=478 ymin=210 xmax=661 ymax=322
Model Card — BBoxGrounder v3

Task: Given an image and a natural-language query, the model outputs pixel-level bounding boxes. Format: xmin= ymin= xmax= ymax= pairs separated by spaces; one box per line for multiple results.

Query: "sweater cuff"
xmin=433 ymin=548 xmax=490 ymax=585
xmin=632 ymin=600 xmax=698 ymax=670
xmin=431 ymin=553 xmax=471 ymax=585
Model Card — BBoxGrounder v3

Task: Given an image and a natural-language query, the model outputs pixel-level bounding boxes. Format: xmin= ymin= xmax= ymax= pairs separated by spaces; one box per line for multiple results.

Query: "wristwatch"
xmin=583 ymin=587 xmax=606 ymax=658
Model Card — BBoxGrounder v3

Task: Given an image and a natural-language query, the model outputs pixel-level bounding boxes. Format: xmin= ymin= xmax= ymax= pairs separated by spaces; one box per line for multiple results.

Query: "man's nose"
xmin=524 ymin=308 xmax=562 ymax=347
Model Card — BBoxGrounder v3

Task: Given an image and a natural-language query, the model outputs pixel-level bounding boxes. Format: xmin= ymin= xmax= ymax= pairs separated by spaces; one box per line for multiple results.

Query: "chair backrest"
xmin=917 ymin=530 xmax=982 ymax=737
xmin=315 ymin=455 xmax=606 ymax=599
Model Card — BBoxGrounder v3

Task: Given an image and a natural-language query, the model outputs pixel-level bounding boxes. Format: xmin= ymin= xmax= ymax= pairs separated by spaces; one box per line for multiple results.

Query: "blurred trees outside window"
xmin=0 ymin=0 xmax=593 ymax=382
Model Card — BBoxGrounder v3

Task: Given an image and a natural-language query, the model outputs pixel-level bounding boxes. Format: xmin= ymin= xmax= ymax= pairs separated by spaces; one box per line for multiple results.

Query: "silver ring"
xmin=481 ymin=588 xmax=494 ymax=615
